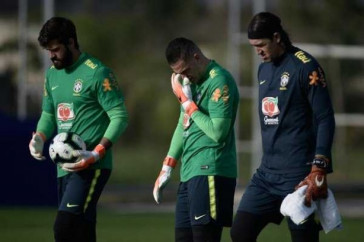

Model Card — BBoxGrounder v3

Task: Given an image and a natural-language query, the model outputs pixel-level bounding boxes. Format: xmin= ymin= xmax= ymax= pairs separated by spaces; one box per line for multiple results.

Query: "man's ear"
xmin=273 ymin=32 xmax=281 ymax=44
xmin=193 ymin=53 xmax=200 ymax=61
xmin=67 ymin=38 xmax=75 ymax=48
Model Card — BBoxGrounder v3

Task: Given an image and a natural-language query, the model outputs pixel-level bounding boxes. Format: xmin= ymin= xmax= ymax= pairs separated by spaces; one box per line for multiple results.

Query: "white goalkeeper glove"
xmin=171 ymin=73 xmax=198 ymax=116
xmin=153 ymin=156 xmax=177 ymax=204
xmin=61 ymin=144 xmax=106 ymax=172
xmin=29 ymin=132 xmax=46 ymax=160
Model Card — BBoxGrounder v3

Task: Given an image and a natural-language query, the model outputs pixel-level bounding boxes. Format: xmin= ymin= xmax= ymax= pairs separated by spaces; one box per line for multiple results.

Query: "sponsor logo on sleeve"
xmin=211 ymin=88 xmax=221 ymax=102
xmin=309 ymin=71 xmax=319 ymax=86
xmin=109 ymin=72 xmax=120 ymax=90
xmin=309 ymin=68 xmax=327 ymax=87
xmin=103 ymin=78 xmax=112 ymax=92
xmin=222 ymin=85 xmax=230 ymax=104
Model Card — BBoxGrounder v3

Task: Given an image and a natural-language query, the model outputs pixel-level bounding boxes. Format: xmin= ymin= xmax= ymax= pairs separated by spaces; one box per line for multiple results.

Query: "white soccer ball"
xmin=49 ymin=132 xmax=86 ymax=164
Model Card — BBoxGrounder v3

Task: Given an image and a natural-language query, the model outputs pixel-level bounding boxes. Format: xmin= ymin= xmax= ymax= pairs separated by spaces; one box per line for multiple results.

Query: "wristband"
xmin=312 ymin=155 xmax=329 ymax=169
xmin=163 ymin=156 xmax=177 ymax=168
xmin=183 ymin=101 xmax=198 ymax=117
xmin=94 ymin=144 xmax=106 ymax=160
xmin=35 ymin=132 xmax=46 ymax=142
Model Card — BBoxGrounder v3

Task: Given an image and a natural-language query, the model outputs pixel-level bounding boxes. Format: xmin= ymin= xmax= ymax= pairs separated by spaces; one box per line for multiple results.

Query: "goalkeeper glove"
xmin=61 ymin=144 xmax=106 ymax=172
xmin=296 ymin=156 xmax=329 ymax=207
xmin=171 ymin=73 xmax=198 ymax=116
xmin=153 ymin=156 xmax=177 ymax=204
xmin=29 ymin=132 xmax=46 ymax=160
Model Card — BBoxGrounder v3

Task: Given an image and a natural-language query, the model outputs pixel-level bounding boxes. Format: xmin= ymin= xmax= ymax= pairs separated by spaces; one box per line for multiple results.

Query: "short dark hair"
xmin=38 ymin=17 xmax=79 ymax=49
xmin=248 ymin=12 xmax=292 ymax=48
xmin=165 ymin=37 xmax=200 ymax=65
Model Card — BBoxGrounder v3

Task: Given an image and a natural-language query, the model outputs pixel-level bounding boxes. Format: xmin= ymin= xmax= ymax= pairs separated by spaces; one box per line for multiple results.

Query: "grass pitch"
xmin=0 ymin=207 xmax=361 ymax=242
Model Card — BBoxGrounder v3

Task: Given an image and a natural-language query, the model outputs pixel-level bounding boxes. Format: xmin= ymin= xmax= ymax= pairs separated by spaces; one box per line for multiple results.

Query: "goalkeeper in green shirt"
xmin=28 ymin=17 xmax=128 ymax=242
xmin=153 ymin=37 xmax=239 ymax=242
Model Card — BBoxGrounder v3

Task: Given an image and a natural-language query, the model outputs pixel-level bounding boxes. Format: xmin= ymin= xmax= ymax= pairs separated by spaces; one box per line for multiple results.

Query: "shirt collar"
xmin=65 ymin=52 xmax=88 ymax=72
xmin=198 ymin=60 xmax=216 ymax=86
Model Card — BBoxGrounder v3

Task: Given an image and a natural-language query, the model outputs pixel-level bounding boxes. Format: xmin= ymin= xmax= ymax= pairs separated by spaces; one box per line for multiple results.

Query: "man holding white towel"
xmin=230 ymin=12 xmax=335 ymax=242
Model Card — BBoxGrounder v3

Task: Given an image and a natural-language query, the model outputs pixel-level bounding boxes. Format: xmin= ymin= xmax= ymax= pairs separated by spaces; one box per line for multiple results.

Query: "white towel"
xmin=316 ymin=189 xmax=343 ymax=233
xmin=280 ymin=185 xmax=342 ymax=233
xmin=280 ymin=185 xmax=316 ymax=225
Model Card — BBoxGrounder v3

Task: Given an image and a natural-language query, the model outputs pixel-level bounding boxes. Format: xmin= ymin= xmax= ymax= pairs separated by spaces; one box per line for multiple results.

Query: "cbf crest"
xmin=73 ymin=79 xmax=83 ymax=96
xmin=280 ymin=72 xmax=289 ymax=91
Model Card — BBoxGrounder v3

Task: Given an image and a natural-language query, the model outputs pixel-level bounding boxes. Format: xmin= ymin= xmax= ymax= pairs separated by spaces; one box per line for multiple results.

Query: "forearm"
xmin=167 ymin=113 xmax=184 ymax=159
xmin=191 ymin=111 xmax=231 ymax=143
xmin=315 ymin=110 xmax=335 ymax=162
xmin=36 ymin=111 xmax=56 ymax=140
xmin=104 ymin=104 xmax=129 ymax=147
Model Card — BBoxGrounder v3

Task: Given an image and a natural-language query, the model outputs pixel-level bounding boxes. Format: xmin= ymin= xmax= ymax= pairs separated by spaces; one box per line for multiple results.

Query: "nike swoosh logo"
xmin=66 ymin=203 xmax=79 ymax=208
xmin=51 ymin=86 xmax=59 ymax=90
xmin=259 ymin=80 xmax=266 ymax=85
xmin=315 ymin=176 xmax=324 ymax=187
xmin=194 ymin=214 xmax=207 ymax=220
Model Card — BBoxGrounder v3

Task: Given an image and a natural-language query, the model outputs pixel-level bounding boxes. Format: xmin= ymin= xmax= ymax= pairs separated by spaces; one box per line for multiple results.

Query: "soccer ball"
xmin=49 ymin=132 xmax=86 ymax=164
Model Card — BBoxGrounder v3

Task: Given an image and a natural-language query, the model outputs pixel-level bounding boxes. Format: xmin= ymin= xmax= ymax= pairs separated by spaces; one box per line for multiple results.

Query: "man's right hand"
xmin=29 ymin=132 xmax=46 ymax=160
xmin=171 ymin=73 xmax=198 ymax=116
xmin=153 ymin=156 xmax=177 ymax=204
xmin=296 ymin=157 xmax=329 ymax=207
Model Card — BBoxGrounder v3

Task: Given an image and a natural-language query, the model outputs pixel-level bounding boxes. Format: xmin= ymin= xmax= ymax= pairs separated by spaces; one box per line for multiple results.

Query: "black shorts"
xmin=57 ymin=169 xmax=111 ymax=223
xmin=175 ymin=175 xmax=236 ymax=228
xmin=236 ymin=169 xmax=307 ymax=225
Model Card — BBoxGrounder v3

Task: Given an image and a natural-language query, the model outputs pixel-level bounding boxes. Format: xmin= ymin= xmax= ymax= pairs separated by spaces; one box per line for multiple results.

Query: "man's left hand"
xmin=61 ymin=144 xmax=106 ymax=172
xmin=296 ymin=165 xmax=328 ymax=207
xmin=153 ymin=156 xmax=177 ymax=204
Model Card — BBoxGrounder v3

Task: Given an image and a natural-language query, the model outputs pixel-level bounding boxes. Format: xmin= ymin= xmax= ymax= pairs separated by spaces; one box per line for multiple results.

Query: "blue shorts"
xmin=57 ymin=169 xmax=111 ymax=223
xmin=236 ymin=169 xmax=307 ymax=225
xmin=175 ymin=175 xmax=236 ymax=228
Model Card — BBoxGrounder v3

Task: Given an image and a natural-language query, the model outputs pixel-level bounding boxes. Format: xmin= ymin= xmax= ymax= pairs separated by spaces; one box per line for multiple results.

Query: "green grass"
xmin=0 ymin=208 xmax=361 ymax=242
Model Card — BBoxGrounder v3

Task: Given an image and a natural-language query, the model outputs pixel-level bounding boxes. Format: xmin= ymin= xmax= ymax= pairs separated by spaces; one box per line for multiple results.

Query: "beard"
xmin=51 ymin=47 xmax=73 ymax=69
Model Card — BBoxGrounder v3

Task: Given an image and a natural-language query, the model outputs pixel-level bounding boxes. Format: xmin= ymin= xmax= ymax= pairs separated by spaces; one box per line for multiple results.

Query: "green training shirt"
xmin=42 ymin=52 xmax=126 ymax=177
xmin=178 ymin=60 xmax=239 ymax=182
